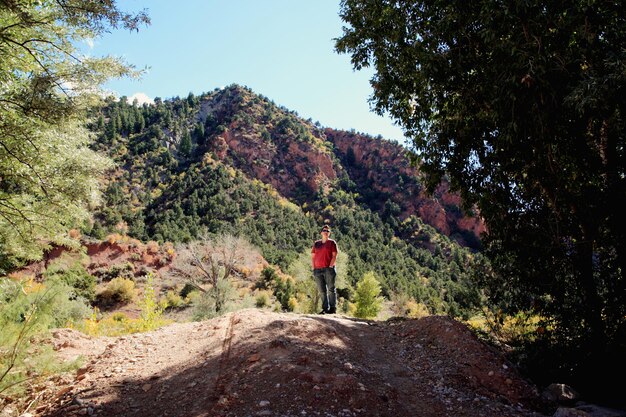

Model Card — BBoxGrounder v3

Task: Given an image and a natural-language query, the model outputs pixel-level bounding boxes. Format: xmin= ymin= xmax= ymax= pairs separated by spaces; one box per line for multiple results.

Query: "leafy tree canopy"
xmin=336 ymin=0 xmax=625 ymax=399
xmin=0 ymin=0 xmax=149 ymax=269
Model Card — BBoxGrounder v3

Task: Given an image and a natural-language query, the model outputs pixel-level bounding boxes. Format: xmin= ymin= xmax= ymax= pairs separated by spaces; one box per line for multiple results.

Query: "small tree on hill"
xmin=353 ymin=272 xmax=383 ymax=319
xmin=179 ymin=130 xmax=192 ymax=157
xmin=172 ymin=234 xmax=259 ymax=315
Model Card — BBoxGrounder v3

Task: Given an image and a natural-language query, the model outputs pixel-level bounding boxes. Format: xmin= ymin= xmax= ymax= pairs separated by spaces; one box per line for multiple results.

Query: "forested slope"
xmin=88 ymin=84 xmax=488 ymax=318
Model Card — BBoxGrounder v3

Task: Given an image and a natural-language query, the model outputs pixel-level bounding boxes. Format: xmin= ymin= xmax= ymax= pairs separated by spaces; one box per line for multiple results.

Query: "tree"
xmin=0 ymin=1 xmax=149 ymax=270
xmin=336 ymin=0 xmax=625 ymax=400
xmin=353 ymin=271 xmax=383 ymax=319
xmin=172 ymin=234 xmax=260 ymax=314
xmin=179 ymin=130 xmax=192 ymax=157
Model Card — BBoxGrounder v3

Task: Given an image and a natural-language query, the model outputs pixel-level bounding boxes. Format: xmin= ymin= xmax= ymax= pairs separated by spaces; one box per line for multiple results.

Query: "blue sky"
xmin=92 ymin=0 xmax=406 ymax=143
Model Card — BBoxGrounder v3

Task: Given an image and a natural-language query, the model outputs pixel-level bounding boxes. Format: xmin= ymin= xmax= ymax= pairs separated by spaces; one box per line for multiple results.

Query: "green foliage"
xmin=258 ymin=266 xmax=296 ymax=312
xmin=287 ymin=252 xmax=320 ymax=314
xmin=336 ymin=0 xmax=625 ymax=402
xmin=255 ymin=291 xmax=270 ymax=308
xmin=75 ymin=275 xmax=169 ymax=337
xmin=179 ymin=130 xmax=193 ymax=157
xmin=273 ymin=275 xmax=297 ymax=312
xmin=353 ymin=272 xmax=383 ymax=319
xmin=99 ymin=277 xmax=135 ymax=304
xmin=0 ymin=1 xmax=149 ymax=268
xmin=94 ymin=263 xmax=136 ymax=282
xmin=165 ymin=290 xmax=185 ymax=309
xmin=44 ymin=260 xmax=97 ymax=302
xmin=259 ymin=266 xmax=279 ymax=290
xmin=192 ymin=279 xmax=237 ymax=321
xmin=137 ymin=274 xmax=167 ymax=331
xmin=0 ymin=278 xmax=90 ymax=395
xmin=180 ymin=283 xmax=198 ymax=299
xmin=87 ymin=86 xmax=486 ymax=322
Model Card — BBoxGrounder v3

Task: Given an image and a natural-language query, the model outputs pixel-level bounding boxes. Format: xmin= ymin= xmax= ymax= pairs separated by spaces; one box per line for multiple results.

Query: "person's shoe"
xmin=318 ymin=310 xmax=327 ymax=315
xmin=328 ymin=309 xmax=336 ymax=314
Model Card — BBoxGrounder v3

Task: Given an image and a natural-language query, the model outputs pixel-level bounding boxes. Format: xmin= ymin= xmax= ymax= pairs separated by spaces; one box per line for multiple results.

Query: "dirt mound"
xmin=35 ymin=310 xmax=547 ymax=417
xmin=50 ymin=329 xmax=111 ymax=363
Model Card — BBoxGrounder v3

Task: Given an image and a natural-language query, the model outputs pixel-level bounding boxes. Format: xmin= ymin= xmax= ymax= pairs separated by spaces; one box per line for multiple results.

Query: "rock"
xmin=543 ymin=383 xmax=580 ymax=404
xmin=258 ymin=400 xmax=270 ymax=407
xmin=76 ymin=366 xmax=91 ymax=377
xmin=575 ymin=403 xmax=626 ymax=417
xmin=553 ymin=407 xmax=591 ymax=417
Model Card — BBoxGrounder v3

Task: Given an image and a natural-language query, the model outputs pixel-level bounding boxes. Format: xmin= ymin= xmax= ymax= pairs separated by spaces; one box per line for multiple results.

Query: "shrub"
xmin=0 ymin=278 xmax=88 ymax=396
xmin=287 ymin=296 xmax=298 ymax=312
xmin=180 ymin=282 xmax=197 ymax=299
xmin=78 ymin=276 xmax=170 ymax=336
xmin=165 ymin=290 xmax=185 ymax=309
xmin=44 ymin=263 xmax=97 ymax=302
xmin=137 ymin=275 xmax=168 ymax=332
xmin=192 ymin=279 xmax=236 ymax=321
xmin=353 ymin=272 xmax=383 ymax=319
xmin=405 ymin=299 xmax=430 ymax=319
xmin=96 ymin=263 xmax=135 ymax=282
xmin=99 ymin=277 xmax=135 ymax=304
xmin=255 ymin=291 xmax=270 ymax=308
xmin=273 ymin=276 xmax=296 ymax=312
xmin=258 ymin=266 xmax=278 ymax=290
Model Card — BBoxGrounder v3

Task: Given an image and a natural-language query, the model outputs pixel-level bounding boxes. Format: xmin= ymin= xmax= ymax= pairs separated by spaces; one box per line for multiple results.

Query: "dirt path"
xmin=36 ymin=309 xmax=547 ymax=417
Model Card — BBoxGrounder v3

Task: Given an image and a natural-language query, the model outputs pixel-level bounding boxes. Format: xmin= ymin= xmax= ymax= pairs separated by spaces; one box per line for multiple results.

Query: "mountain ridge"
xmin=192 ymin=85 xmax=484 ymax=247
xmin=89 ymin=83 xmax=488 ymax=317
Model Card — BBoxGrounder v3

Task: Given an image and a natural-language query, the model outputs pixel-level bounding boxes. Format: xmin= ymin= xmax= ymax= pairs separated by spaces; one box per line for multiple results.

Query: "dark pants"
xmin=313 ymin=267 xmax=336 ymax=313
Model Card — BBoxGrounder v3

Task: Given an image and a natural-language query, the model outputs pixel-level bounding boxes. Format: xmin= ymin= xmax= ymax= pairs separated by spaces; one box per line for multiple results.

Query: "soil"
xmin=28 ymin=309 xmax=551 ymax=417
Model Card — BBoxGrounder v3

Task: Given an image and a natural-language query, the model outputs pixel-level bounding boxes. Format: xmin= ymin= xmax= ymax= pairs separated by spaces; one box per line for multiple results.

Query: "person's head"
xmin=320 ymin=225 xmax=331 ymax=238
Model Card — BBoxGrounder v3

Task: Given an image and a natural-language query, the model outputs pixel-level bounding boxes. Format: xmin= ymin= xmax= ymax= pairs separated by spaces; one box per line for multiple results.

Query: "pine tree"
xmin=180 ymin=131 xmax=193 ymax=157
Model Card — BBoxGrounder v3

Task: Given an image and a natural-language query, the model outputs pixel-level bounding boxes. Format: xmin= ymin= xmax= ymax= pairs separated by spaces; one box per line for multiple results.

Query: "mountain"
xmin=325 ymin=128 xmax=485 ymax=248
xmin=87 ymin=84 xmax=489 ymax=318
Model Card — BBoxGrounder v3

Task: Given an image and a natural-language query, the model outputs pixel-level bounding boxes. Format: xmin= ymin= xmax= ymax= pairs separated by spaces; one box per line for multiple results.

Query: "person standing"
xmin=311 ymin=225 xmax=338 ymax=314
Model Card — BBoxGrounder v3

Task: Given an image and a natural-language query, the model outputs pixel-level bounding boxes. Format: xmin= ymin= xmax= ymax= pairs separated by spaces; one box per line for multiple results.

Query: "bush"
xmin=192 ymin=279 xmax=236 ymax=321
xmin=255 ymin=291 xmax=270 ymax=308
xmin=99 ymin=277 xmax=135 ymax=304
xmin=258 ymin=266 xmax=278 ymax=290
xmin=138 ymin=275 xmax=168 ymax=332
xmin=44 ymin=263 xmax=97 ymax=302
xmin=273 ymin=276 xmax=296 ymax=312
xmin=165 ymin=290 xmax=185 ymax=309
xmin=77 ymin=275 xmax=170 ymax=336
xmin=180 ymin=282 xmax=197 ymax=299
xmin=95 ymin=263 xmax=135 ymax=282
xmin=0 ymin=278 xmax=89 ymax=396
xmin=353 ymin=272 xmax=383 ymax=319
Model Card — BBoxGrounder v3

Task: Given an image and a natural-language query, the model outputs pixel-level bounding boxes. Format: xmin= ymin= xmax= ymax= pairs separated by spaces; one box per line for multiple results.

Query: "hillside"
xmin=86 ymin=84 xmax=489 ymax=319
xmin=34 ymin=309 xmax=548 ymax=417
